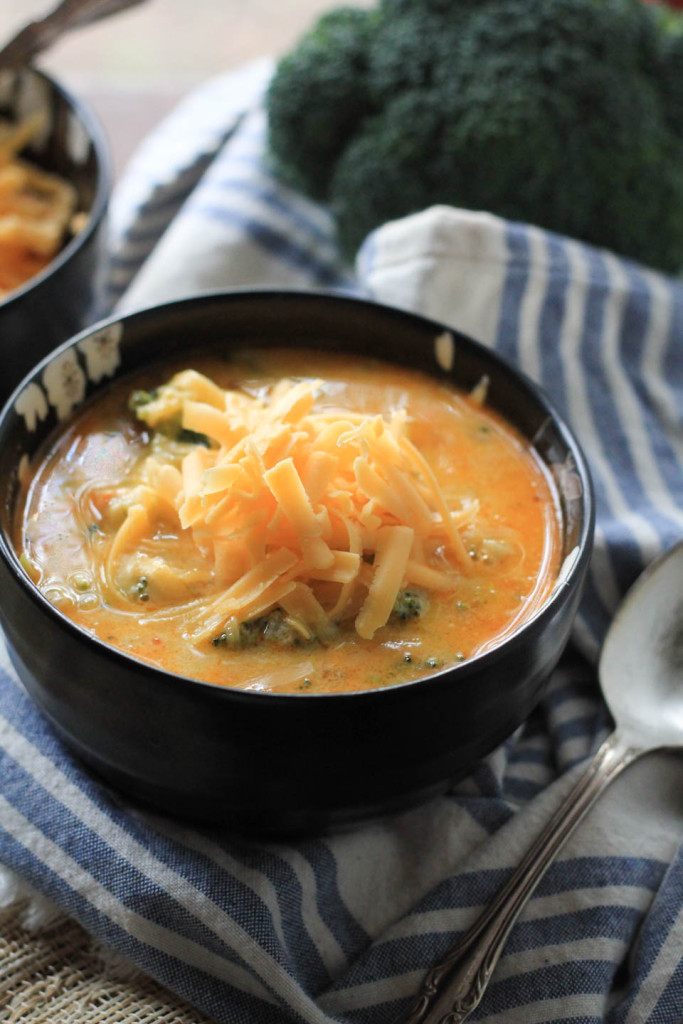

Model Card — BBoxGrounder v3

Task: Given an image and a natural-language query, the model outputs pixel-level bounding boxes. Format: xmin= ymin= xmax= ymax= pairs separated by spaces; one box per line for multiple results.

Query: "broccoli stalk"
xmin=266 ymin=0 xmax=683 ymax=274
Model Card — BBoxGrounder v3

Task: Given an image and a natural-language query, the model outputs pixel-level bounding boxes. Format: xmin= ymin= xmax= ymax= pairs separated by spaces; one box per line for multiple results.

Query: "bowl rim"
xmin=0 ymin=288 xmax=595 ymax=704
xmin=0 ymin=66 xmax=112 ymax=312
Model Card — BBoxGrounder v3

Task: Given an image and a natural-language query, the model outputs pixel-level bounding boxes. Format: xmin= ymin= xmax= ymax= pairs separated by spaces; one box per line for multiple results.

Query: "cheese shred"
xmin=120 ymin=370 xmax=475 ymax=643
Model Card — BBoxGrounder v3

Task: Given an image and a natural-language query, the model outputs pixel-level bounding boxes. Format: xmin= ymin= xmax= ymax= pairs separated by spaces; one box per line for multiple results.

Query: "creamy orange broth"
xmin=15 ymin=349 xmax=562 ymax=693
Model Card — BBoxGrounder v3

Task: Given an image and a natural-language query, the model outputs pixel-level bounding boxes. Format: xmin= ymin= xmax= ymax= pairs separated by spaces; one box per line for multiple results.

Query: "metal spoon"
xmin=401 ymin=537 xmax=683 ymax=1024
xmin=0 ymin=0 xmax=150 ymax=72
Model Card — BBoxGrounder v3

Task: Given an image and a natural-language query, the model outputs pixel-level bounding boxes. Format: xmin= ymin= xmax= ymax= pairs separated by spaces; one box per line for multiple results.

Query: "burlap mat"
xmin=0 ymin=895 xmax=213 ymax=1023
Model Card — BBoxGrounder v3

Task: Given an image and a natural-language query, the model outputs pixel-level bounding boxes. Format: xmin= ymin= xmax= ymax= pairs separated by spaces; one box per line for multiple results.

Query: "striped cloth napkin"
xmin=1 ymin=60 xmax=683 ymax=1024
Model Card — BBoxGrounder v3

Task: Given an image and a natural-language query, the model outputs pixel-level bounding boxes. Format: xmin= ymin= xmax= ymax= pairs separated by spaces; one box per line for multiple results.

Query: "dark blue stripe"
xmin=205 ymin=840 xmax=336 ymax=990
xmin=663 ymin=283 xmax=683 ymax=423
xmin=192 ymin=202 xmax=349 ymax=286
xmin=543 ymin=675 xmax=600 ymax=713
xmin=297 ymin=839 xmax=371 ymax=960
xmin=537 ymin=856 xmax=666 ymax=898
xmin=111 ymin=222 xmax=173 ymax=249
xmin=508 ymin=745 xmax=553 ymax=767
xmin=506 ymin=903 xmax=644 ymax=954
xmin=124 ymin=170 xmax=210 ymax=221
xmin=593 ymin=519 xmax=652 ymax=599
xmin=575 ymin=575 xmax=615 ymax=651
xmin=468 ymin=760 xmax=505 ymax=799
xmin=551 ymin=711 xmax=604 ymax=746
xmin=209 ymin=175 xmax=335 ymax=247
xmin=505 ymin=776 xmax=545 ymax=803
xmin=538 ymin=231 xmax=571 ymax=417
xmin=456 ymin=795 xmax=515 ymax=835
xmin=473 ymin=959 xmax=621 ymax=1019
xmin=122 ymin=132 xmax=245 ymax=219
xmin=649 ymin=954 xmax=683 ymax=1024
xmin=494 ymin=221 xmax=531 ymax=366
xmin=607 ymin=847 xmax=683 ymax=1024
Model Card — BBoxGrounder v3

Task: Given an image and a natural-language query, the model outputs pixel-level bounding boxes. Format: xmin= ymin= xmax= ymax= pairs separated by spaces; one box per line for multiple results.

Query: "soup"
xmin=14 ymin=348 xmax=562 ymax=693
xmin=0 ymin=113 xmax=80 ymax=298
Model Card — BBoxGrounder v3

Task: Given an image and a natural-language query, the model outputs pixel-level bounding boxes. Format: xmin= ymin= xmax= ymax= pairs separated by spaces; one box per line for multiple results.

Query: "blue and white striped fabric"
xmin=1 ymin=61 xmax=683 ymax=1024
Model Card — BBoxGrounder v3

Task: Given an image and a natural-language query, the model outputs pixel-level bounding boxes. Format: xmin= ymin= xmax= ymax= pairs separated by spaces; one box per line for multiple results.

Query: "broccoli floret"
xmin=430 ymin=0 xmax=683 ymax=271
xmin=129 ymin=385 xmax=210 ymax=447
xmin=211 ymin=611 xmax=303 ymax=649
xmin=212 ymin=617 xmax=267 ymax=649
xmin=266 ymin=0 xmax=683 ymax=273
xmin=378 ymin=0 xmax=486 ymax=19
xmin=262 ymin=611 xmax=301 ymax=646
xmin=266 ymin=7 xmax=379 ymax=200
xmin=367 ymin=6 xmax=464 ymax=104
xmin=391 ymin=588 xmax=429 ymax=622
xmin=330 ymin=92 xmax=446 ymax=257
xmin=129 ymin=388 xmax=158 ymax=410
xmin=657 ymin=27 xmax=683 ymax=136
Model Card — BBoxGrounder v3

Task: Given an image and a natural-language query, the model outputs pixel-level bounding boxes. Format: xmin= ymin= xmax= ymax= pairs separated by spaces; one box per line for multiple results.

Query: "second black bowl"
xmin=0 ymin=67 xmax=111 ymax=404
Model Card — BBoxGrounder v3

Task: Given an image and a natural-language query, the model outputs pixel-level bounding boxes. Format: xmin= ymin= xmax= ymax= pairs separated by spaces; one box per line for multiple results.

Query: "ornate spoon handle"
xmin=0 ymin=0 xmax=150 ymax=71
xmin=401 ymin=730 xmax=643 ymax=1024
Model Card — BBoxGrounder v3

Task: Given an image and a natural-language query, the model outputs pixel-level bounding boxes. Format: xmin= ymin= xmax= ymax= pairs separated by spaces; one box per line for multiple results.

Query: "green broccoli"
xmin=211 ymin=611 xmax=303 ymax=649
xmin=658 ymin=26 xmax=683 ymax=136
xmin=266 ymin=7 xmax=379 ymax=200
xmin=391 ymin=588 xmax=429 ymax=622
xmin=330 ymin=92 xmax=445 ymax=258
xmin=129 ymin=387 xmax=210 ymax=447
xmin=266 ymin=0 xmax=683 ymax=274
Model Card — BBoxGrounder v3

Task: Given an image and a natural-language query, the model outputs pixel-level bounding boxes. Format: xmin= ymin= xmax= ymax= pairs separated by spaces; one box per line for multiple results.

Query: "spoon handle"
xmin=400 ymin=730 xmax=643 ymax=1024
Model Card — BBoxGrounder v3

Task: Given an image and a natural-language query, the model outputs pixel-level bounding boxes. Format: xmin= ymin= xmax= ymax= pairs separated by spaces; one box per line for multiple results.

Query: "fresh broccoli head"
xmin=330 ymin=92 xmax=447 ymax=257
xmin=265 ymin=7 xmax=379 ymax=200
xmin=266 ymin=0 xmax=683 ymax=273
xmin=657 ymin=27 xmax=683 ymax=136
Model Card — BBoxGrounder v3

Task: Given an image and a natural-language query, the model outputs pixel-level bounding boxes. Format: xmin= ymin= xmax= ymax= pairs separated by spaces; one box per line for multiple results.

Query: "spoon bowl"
xmin=600 ymin=538 xmax=683 ymax=747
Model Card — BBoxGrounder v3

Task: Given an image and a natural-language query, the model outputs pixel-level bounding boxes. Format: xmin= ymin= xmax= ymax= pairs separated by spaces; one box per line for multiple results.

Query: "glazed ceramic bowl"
xmin=0 ymin=290 xmax=594 ymax=833
xmin=0 ymin=66 xmax=111 ymax=404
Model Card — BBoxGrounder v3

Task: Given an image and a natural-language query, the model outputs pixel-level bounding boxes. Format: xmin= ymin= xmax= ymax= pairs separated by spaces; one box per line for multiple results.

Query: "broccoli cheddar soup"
xmin=15 ymin=349 xmax=562 ymax=694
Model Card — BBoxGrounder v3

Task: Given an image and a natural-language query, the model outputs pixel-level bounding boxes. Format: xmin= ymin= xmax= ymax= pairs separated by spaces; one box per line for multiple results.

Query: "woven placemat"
xmin=0 ymin=894 xmax=214 ymax=1023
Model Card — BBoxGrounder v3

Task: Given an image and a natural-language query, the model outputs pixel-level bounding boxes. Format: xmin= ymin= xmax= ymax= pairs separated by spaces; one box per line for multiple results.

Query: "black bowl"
xmin=0 ymin=66 xmax=111 ymax=404
xmin=0 ymin=290 xmax=594 ymax=833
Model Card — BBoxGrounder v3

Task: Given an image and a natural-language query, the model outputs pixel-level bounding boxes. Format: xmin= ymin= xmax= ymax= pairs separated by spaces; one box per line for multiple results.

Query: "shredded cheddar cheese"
xmin=118 ymin=369 xmax=477 ymax=643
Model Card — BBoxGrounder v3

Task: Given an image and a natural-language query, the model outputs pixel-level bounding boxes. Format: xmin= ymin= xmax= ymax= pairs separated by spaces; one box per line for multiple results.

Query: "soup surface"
xmin=15 ymin=348 xmax=562 ymax=693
